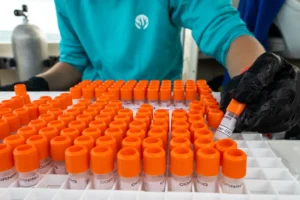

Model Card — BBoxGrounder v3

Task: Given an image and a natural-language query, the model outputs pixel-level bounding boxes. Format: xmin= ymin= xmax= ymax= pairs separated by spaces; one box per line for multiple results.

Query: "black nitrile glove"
xmin=0 ymin=77 xmax=49 ymax=91
xmin=220 ymin=52 xmax=300 ymax=133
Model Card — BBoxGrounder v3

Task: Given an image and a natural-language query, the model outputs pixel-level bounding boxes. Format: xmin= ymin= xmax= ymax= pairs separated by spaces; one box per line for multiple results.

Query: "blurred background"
xmin=0 ymin=0 xmax=300 ymax=88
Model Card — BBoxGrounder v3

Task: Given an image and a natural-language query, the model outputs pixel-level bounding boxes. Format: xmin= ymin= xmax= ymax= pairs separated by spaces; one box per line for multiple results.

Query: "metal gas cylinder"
xmin=11 ymin=5 xmax=48 ymax=81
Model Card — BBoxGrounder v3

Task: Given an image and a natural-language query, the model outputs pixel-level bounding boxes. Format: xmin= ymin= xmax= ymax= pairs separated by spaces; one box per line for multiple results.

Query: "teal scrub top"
xmin=54 ymin=0 xmax=252 ymax=81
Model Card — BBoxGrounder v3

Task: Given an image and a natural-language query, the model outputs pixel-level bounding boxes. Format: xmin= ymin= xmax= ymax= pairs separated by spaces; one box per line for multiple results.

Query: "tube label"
xmin=39 ymin=157 xmax=52 ymax=174
xmin=196 ymin=176 xmax=216 ymax=193
xmin=171 ymin=177 xmax=192 ymax=192
xmin=69 ymin=176 xmax=90 ymax=190
xmin=54 ymin=164 xmax=67 ymax=174
xmin=0 ymin=170 xmax=17 ymax=187
xmin=119 ymin=177 xmax=140 ymax=190
xmin=221 ymin=180 xmax=244 ymax=194
xmin=19 ymin=174 xmax=40 ymax=188
xmin=94 ymin=175 xmax=115 ymax=190
xmin=144 ymin=178 xmax=166 ymax=192
xmin=215 ymin=112 xmax=237 ymax=138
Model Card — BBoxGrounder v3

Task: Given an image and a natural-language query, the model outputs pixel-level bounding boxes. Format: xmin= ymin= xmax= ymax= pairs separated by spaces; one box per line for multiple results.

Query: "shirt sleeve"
xmin=54 ymin=0 xmax=89 ymax=72
xmin=169 ymin=0 xmax=253 ymax=66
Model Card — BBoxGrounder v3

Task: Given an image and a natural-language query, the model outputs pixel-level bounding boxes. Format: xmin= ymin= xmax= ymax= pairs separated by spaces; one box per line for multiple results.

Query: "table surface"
xmin=1 ymin=91 xmax=300 ymax=180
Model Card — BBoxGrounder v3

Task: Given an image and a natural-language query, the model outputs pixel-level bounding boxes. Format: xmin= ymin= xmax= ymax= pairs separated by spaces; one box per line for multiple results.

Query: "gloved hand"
xmin=0 ymin=77 xmax=50 ymax=91
xmin=220 ymin=52 xmax=300 ymax=133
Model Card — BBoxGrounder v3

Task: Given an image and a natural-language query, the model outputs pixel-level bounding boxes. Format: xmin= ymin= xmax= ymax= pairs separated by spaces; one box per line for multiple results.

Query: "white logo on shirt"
xmin=135 ymin=15 xmax=149 ymax=30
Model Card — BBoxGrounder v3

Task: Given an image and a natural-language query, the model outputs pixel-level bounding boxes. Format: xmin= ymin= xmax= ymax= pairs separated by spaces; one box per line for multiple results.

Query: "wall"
xmin=0 ymin=0 xmax=58 ymax=33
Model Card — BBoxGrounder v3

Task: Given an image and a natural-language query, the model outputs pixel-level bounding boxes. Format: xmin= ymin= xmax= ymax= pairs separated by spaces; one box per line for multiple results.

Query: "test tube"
xmin=207 ymin=109 xmax=224 ymax=133
xmin=114 ymin=114 xmax=131 ymax=128
xmin=171 ymin=128 xmax=191 ymax=140
xmin=120 ymin=87 xmax=133 ymax=106
xmin=173 ymin=87 xmax=185 ymax=108
xmin=60 ymin=128 xmax=80 ymax=143
xmin=58 ymin=114 xmax=74 ymax=126
xmin=147 ymin=87 xmax=159 ymax=109
xmin=70 ymin=87 xmax=82 ymax=104
xmin=190 ymin=121 xmax=207 ymax=142
xmin=13 ymin=108 xmax=30 ymax=126
xmin=47 ymin=108 xmax=63 ymax=119
xmin=74 ymin=136 xmax=95 ymax=155
xmin=109 ymin=120 xmax=127 ymax=137
xmin=118 ymin=108 xmax=133 ymax=121
xmin=134 ymin=114 xmax=150 ymax=130
xmin=194 ymin=129 xmax=214 ymax=141
xmin=195 ymin=147 xmax=220 ymax=192
xmin=214 ymin=99 xmax=246 ymax=140
xmin=2 ymin=113 xmax=21 ymax=134
xmin=122 ymin=136 xmax=142 ymax=158
xmin=221 ymin=148 xmax=247 ymax=194
xmin=38 ymin=104 xmax=53 ymax=115
xmin=89 ymin=120 xmax=107 ymax=133
xmin=143 ymin=146 xmax=166 ymax=191
xmin=38 ymin=113 xmax=55 ymax=124
xmin=194 ymin=137 xmax=215 ymax=160
xmin=142 ymin=136 xmax=164 ymax=152
xmin=215 ymin=139 xmax=237 ymax=166
xmin=47 ymin=120 xmax=66 ymax=133
xmin=83 ymin=109 xmax=98 ymax=119
xmin=17 ymin=126 xmax=37 ymax=141
xmin=3 ymin=134 xmax=25 ymax=151
xmin=82 ymin=127 xmax=102 ymax=141
xmin=26 ymin=135 xmax=52 ymax=174
xmin=76 ymin=114 xmax=93 ymax=126
xmin=39 ymin=127 xmax=59 ymax=142
xmin=170 ymin=147 xmax=193 ymax=192
xmin=129 ymin=120 xmax=147 ymax=135
xmin=185 ymin=87 xmax=197 ymax=106
xmin=29 ymin=119 xmax=47 ymax=132
xmin=72 ymin=103 xmax=86 ymax=114
xmin=13 ymin=144 xmax=40 ymax=187
xmin=60 ymin=93 xmax=73 ymax=107
xmin=170 ymin=137 xmax=191 ymax=151
xmin=117 ymin=147 xmax=140 ymax=190
xmin=104 ymin=127 xmax=123 ymax=151
xmin=82 ymin=87 xmax=95 ymax=102
xmin=134 ymin=87 xmax=146 ymax=108
xmin=50 ymin=136 xmax=72 ymax=174
xmin=151 ymin=120 xmax=169 ymax=135
xmin=96 ymin=135 xmax=117 ymax=173
xmin=65 ymin=145 xmax=90 ymax=190
xmin=68 ymin=120 xmax=87 ymax=133
xmin=172 ymin=120 xmax=189 ymax=132
xmin=148 ymin=127 xmax=167 ymax=150
xmin=96 ymin=113 xmax=113 ymax=126
xmin=91 ymin=146 xmax=115 ymax=189
xmin=126 ymin=128 xmax=146 ymax=141
xmin=0 ymin=144 xmax=17 ymax=187
xmin=0 ymin=119 xmax=11 ymax=143
xmin=159 ymin=87 xmax=171 ymax=109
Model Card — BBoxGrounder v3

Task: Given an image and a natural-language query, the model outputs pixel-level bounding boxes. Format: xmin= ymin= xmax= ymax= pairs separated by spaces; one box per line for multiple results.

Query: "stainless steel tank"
xmin=11 ymin=5 xmax=48 ymax=81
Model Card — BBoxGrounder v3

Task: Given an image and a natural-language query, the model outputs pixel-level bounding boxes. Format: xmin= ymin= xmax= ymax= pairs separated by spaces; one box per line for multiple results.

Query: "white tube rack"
xmin=1 ymin=133 xmax=300 ymax=200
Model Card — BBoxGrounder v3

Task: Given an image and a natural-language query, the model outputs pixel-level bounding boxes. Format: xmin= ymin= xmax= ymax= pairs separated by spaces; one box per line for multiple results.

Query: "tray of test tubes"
xmin=0 ymin=79 xmax=299 ymax=200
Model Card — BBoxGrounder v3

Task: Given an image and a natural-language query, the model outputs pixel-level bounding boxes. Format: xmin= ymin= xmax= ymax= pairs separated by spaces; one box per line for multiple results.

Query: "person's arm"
xmin=169 ymin=0 xmax=259 ymax=74
xmin=36 ymin=62 xmax=82 ymax=91
xmin=226 ymin=35 xmax=265 ymax=77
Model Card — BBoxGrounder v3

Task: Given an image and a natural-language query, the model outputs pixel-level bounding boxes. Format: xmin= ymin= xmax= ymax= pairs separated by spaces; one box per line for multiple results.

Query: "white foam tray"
xmin=1 ymin=133 xmax=300 ymax=200
xmin=1 ymin=92 xmax=300 ymax=199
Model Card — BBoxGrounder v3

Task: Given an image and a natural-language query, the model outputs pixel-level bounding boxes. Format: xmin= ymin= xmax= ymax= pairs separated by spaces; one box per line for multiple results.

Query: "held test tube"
xmin=196 ymin=147 xmax=220 ymax=192
xmin=65 ymin=145 xmax=90 ymax=190
xmin=50 ymin=136 xmax=72 ymax=174
xmin=170 ymin=147 xmax=193 ymax=192
xmin=91 ymin=146 xmax=115 ymax=189
xmin=0 ymin=144 xmax=17 ymax=187
xmin=117 ymin=147 xmax=140 ymax=190
xmin=143 ymin=147 xmax=166 ymax=191
xmin=221 ymin=148 xmax=247 ymax=194
xmin=214 ymin=99 xmax=246 ymax=140
xmin=13 ymin=144 xmax=40 ymax=187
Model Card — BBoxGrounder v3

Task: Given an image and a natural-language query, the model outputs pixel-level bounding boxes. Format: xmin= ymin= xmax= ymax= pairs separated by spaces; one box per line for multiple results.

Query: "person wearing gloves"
xmin=1 ymin=0 xmax=300 ymax=134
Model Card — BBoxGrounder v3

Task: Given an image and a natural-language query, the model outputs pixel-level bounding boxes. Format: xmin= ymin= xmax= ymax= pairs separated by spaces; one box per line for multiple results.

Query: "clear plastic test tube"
xmin=173 ymin=87 xmax=185 ymax=108
xmin=96 ymin=135 xmax=117 ymax=173
xmin=117 ymin=147 xmax=140 ymax=190
xmin=170 ymin=136 xmax=191 ymax=151
xmin=91 ymin=146 xmax=115 ymax=189
xmin=196 ymin=147 xmax=220 ymax=192
xmin=159 ymin=87 xmax=171 ymax=110
xmin=50 ymin=136 xmax=72 ymax=174
xmin=215 ymin=139 xmax=237 ymax=167
xmin=221 ymin=148 xmax=247 ymax=194
xmin=148 ymin=127 xmax=167 ymax=150
xmin=65 ymin=145 xmax=90 ymax=190
xmin=13 ymin=144 xmax=40 ymax=187
xmin=3 ymin=134 xmax=25 ymax=151
xmin=0 ymin=144 xmax=17 ymax=187
xmin=147 ymin=87 xmax=159 ymax=109
xmin=170 ymin=147 xmax=193 ymax=192
xmin=26 ymin=135 xmax=52 ymax=174
xmin=143 ymin=146 xmax=166 ymax=191
xmin=214 ymin=99 xmax=246 ymax=140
